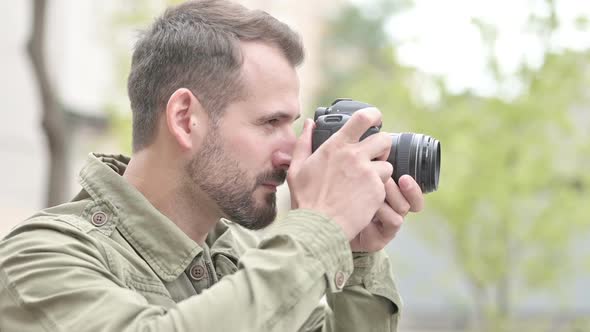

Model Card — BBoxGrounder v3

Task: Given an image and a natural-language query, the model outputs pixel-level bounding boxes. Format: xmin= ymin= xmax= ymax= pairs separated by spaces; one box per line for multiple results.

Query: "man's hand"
xmin=287 ymin=108 xmax=394 ymax=240
xmin=349 ymin=175 xmax=424 ymax=252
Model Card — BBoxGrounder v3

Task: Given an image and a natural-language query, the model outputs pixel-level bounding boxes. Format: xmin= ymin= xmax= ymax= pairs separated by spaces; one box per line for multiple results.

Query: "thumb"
xmin=289 ymin=118 xmax=314 ymax=175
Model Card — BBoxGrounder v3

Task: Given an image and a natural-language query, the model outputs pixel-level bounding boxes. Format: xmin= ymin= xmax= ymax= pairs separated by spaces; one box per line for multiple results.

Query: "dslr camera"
xmin=312 ymin=98 xmax=441 ymax=193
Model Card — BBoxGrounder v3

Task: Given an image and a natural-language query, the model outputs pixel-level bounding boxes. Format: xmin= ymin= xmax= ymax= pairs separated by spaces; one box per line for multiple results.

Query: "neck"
xmin=123 ymin=149 xmax=221 ymax=246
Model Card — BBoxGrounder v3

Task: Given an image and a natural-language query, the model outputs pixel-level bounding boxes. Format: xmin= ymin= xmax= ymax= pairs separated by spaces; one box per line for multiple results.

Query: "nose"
xmin=272 ymin=150 xmax=292 ymax=171
xmin=271 ymin=129 xmax=296 ymax=170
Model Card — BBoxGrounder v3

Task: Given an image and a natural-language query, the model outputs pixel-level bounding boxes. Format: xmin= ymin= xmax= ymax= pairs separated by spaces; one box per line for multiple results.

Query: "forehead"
xmin=239 ymin=41 xmax=299 ymax=87
xmin=231 ymin=41 xmax=300 ymax=118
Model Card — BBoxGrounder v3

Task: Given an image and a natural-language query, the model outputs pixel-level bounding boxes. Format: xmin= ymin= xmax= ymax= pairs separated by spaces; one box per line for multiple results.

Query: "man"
xmin=0 ymin=0 xmax=423 ymax=331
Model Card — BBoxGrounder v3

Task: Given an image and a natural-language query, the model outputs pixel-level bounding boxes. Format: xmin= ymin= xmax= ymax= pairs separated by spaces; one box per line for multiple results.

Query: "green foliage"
xmin=316 ymin=0 xmax=590 ymax=327
xmin=566 ymin=317 xmax=590 ymax=332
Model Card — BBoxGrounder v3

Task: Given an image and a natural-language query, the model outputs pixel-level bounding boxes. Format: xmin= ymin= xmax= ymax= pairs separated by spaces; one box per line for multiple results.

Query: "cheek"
xmin=225 ymin=131 xmax=271 ymax=167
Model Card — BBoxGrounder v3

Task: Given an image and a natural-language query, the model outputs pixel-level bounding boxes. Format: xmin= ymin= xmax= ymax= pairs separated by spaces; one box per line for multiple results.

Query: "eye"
xmin=266 ymin=118 xmax=280 ymax=126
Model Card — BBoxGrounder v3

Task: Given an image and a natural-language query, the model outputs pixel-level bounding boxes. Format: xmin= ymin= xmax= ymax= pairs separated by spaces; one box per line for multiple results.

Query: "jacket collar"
xmin=78 ymin=153 xmax=202 ymax=281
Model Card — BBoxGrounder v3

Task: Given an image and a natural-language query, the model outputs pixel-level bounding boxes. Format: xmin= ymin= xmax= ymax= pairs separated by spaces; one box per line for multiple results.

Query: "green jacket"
xmin=0 ymin=153 xmax=402 ymax=331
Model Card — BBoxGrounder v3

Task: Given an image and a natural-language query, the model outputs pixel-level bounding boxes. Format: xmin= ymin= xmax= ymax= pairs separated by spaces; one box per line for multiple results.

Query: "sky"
xmin=351 ymin=0 xmax=590 ymax=99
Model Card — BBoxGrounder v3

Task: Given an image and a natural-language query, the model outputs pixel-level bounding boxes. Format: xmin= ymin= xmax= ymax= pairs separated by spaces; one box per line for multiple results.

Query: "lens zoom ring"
xmin=395 ymin=133 xmax=414 ymax=180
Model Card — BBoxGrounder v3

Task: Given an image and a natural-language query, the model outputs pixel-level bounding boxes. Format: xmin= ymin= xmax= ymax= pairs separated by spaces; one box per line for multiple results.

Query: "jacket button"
xmin=91 ymin=211 xmax=108 ymax=226
xmin=189 ymin=264 xmax=206 ymax=281
xmin=335 ymin=271 xmax=347 ymax=289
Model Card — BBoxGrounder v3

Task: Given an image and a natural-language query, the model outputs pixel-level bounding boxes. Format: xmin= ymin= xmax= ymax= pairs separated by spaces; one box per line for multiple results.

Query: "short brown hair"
xmin=127 ymin=0 xmax=305 ymax=151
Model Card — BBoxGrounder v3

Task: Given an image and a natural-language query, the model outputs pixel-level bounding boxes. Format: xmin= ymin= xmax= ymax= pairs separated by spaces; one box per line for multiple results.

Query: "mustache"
xmin=256 ymin=168 xmax=287 ymax=186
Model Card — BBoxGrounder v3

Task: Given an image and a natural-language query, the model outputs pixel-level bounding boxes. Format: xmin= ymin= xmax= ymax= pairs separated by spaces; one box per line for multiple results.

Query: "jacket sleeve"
xmin=298 ymin=251 xmax=403 ymax=332
xmin=0 ymin=209 xmax=353 ymax=332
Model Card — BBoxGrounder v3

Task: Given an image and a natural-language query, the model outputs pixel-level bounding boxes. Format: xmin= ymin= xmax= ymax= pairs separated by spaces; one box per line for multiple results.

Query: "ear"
xmin=165 ymin=88 xmax=202 ymax=151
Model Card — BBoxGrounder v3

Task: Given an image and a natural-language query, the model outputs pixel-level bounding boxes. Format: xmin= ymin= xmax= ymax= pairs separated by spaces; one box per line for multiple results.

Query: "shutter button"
xmin=91 ymin=211 xmax=108 ymax=226
xmin=335 ymin=271 xmax=347 ymax=289
xmin=189 ymin=264 xmax=206 ymax=281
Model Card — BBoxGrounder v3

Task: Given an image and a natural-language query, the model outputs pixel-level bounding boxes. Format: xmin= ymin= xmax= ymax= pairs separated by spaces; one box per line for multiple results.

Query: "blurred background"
xmin=1 ymin=0 xmax=589 ymax=331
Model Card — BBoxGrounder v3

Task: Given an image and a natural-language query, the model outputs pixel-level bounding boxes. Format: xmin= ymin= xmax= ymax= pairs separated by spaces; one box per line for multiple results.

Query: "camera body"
xmin=312 ymin=98 xmax=441 ymax=193
xmin=312 ymin=99 xmax=380 ymax=152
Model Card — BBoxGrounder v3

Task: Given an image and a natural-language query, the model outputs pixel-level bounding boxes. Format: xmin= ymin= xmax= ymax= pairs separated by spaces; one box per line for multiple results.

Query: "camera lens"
xmin=389 ymin=133 xmax=440 ymax=193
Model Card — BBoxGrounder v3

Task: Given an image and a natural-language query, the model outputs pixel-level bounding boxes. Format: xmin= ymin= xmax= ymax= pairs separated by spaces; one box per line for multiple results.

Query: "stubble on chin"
xmin=186 ymin=134 xmax=285 ymax=230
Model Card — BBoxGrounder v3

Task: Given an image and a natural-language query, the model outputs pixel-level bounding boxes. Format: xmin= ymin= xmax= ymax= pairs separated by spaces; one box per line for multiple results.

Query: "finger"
xmin=336 ymin=107 xmax=382 ymax=143
xmin=373 ymin=202 xmax=403 ymax=240
xmin=398 ymin=175 xmax=425 ymax=212
xmin=357 ymin=132 xmax=392 ymax=161
xmin=289 ymin=119 xmax=314 ymax=175
xmin=384 ymin=178 xmax=411 ymax=217
xmin=371 ymin=161 xmax=393 ymax=184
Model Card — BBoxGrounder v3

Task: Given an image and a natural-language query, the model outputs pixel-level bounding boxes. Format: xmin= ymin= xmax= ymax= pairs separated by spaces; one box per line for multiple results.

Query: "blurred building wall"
xmin=0 ymin=0 xmax=47 ymax=233
xmin=0 ymin=1 xmax=112 ymax=236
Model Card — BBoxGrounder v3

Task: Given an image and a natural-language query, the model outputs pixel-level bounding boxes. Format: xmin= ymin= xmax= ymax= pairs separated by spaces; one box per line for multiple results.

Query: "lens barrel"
xmin=389 ymin=133 xmax=440 ymax=193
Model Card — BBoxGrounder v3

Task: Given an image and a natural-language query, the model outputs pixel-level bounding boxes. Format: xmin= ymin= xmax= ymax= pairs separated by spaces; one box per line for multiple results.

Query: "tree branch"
xmin=27 ymin=0 xmax=69 ymax=207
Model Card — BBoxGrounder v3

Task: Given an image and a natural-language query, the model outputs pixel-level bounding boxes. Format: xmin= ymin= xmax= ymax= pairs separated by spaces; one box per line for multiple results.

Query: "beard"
xmin=186 ymin=129 xmax=286 ymax=230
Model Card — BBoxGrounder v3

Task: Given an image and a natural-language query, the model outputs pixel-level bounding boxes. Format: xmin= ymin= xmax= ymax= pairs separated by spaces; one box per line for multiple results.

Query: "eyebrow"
xmin=257 ymin=111 xmax=301 ymax=124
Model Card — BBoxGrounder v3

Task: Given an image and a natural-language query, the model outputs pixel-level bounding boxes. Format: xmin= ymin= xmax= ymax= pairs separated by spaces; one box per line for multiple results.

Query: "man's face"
xmin=187 ymin=41 xmax=301 ymax=229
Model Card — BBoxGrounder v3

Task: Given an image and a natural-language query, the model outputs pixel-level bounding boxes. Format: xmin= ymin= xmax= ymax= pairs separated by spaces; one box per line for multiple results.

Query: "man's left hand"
xmin=350 ymin=174 xmax=424 ymax=252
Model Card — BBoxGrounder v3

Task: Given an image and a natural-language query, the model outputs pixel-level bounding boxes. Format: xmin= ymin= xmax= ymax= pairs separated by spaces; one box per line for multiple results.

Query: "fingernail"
xmin=401 ymin=176 xmax=412 ymax=190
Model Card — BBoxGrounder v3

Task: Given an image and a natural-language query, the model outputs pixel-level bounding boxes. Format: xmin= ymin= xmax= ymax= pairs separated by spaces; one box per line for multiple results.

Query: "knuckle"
xmin=352 ymin=111 xmax=373 ymax=127
xmin=384 ymin=162 xmax=394 ymax=177
xmin=399 ymin=201 xmax=411 ymax=216
xmin=341 ymin=147 xmax=357 ymax=162
xmin=357 ymin=164 xmax=372 ymax=181
xmin=376 ymin=132 xmax=390 ymax=141
xmin=374 ymin=161 xmax=392 ymax=181
xmin=392 ymin=213 xmax=404 ymax=227
xmin=382 ymin=134 xmax=393 ymax=148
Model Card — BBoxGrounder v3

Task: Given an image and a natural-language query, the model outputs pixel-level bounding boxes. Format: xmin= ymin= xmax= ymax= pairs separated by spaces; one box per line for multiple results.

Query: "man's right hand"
xmin=287 ymin=108 xmax=393 ymax=240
